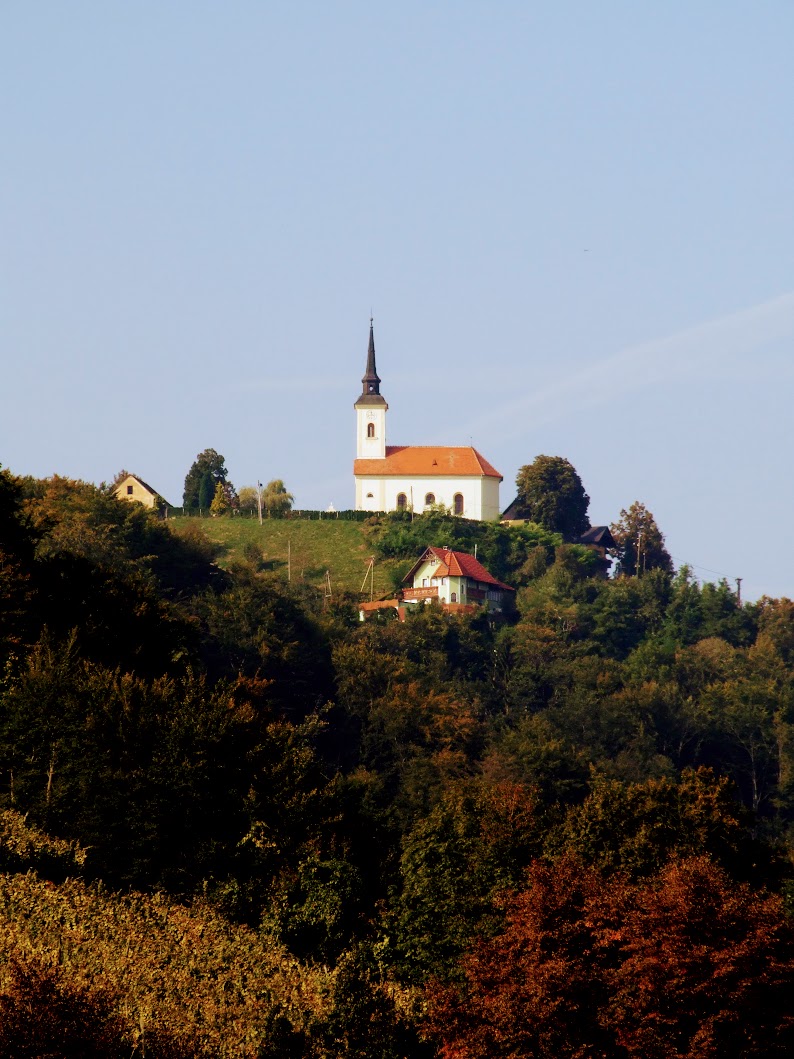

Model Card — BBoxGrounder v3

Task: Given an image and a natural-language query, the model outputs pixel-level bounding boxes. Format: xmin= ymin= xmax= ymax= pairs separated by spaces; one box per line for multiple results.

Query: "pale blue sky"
xmin=2 ymin=3 xmax=793 ymax=600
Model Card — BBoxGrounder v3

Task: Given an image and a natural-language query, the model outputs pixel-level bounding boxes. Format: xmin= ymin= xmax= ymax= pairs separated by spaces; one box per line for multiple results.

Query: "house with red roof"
xmin=353 ymin=322 xmax=502 ymax=520
xmin=402 ymin=546 xmax=515 ymax=613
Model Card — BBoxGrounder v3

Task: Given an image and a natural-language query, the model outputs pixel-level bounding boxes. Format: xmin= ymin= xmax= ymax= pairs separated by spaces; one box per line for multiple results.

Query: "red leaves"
xmin=608 ymin=858 xmax=794 ymax=1058
xmin=426 ymin=856 xmax=794 ymax=1059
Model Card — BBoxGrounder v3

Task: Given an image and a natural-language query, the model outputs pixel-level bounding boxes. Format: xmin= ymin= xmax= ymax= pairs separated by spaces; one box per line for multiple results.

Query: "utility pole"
xmin=359 ymin=557 xmax=376 ymax=601
xmin=287 ymin=539 xmax=291 ymax=583
xmin=636 ymin=530 xmax=643 ymax=578
xmin=735 ymin=577 xmax=742 ymax=606
xmin=257 ymin=481 xmax=263 ymax=526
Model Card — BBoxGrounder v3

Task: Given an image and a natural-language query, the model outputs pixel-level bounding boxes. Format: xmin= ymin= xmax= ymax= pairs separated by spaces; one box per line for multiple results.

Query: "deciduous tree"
xmin=262 ymin=479 xmax=294 ymax=517
xmin=611 ymin=500 xmax=673 ymax=577
xmin=426 ymin=856 xmax=794 ymax=1059
xmin=514 ymin=455 xmax=590 ymax=539
xmin=392 ymin=781 xmax=541 ymax=983
xmin=183 ymin=449 xmax=231 ymax=511
xmin=237 ymin=485 xmax=259 ymax=514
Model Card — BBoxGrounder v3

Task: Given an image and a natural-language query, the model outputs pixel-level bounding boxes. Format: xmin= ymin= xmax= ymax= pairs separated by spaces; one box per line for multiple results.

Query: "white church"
xmin=353 ymin=322 xmax=502 ymax=520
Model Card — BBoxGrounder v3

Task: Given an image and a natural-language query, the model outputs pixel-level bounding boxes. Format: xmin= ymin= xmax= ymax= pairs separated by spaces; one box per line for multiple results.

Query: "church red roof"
xmin=354 ymin=446 xmax=502 ymax=479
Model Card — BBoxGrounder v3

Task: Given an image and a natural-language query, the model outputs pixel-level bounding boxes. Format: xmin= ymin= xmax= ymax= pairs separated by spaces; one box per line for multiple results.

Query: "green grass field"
xmin=170 ymin=515 xmax=405 ymax=599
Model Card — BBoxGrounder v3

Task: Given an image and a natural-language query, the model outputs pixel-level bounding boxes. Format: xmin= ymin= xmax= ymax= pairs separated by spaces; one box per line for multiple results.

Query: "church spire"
xmin=361 ymin=317 xmax=381 ymax=396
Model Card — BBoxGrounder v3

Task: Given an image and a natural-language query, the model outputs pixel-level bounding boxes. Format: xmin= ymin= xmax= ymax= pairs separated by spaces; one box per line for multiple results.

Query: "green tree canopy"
xmin=514 ymin=456 xmax=590 ymax=539
xmin=183 ymin=449 xmax=231 ymax=511
xmin=611 ymin=501 xmax=673 ymax=577
xmin=262 ymin=479 xmax=294 ymax=517
xmin=237 ymin=486 xmax=259 ymax=514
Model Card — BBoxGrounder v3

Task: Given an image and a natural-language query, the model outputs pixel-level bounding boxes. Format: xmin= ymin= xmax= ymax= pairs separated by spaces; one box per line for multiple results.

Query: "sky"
xmin=2 ymin=2 xmax=793 ymax=601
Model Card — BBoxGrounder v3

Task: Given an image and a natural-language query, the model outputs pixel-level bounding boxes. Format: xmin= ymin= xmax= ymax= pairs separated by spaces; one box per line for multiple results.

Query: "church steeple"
xmin=361 ymin=317 xmax=381 ymax=397
xmin=354 ymin=318 xmax=387 ymax=459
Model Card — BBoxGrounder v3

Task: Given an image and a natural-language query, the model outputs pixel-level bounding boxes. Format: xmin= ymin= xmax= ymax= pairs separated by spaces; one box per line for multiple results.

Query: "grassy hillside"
xmin=169 ymin=514 xmax=406 ymax=599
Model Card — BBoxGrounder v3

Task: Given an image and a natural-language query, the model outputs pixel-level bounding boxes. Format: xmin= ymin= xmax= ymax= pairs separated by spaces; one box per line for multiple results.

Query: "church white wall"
xmin=355 ymin=475 xmax=501 ymax=520
xmin=355 ymin=405 xmax=387 ymax=459
xmin=481 ymin=477 xmax=501 ymax=521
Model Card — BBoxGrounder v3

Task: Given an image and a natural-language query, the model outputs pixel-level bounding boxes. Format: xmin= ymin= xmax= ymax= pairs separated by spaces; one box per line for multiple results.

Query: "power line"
xmin=668 ymin=554 xmax=739 ymax=582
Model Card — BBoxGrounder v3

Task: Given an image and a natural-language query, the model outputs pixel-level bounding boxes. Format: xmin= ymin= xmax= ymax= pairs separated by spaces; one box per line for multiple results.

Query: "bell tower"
xmin=354 ymin=319 xmax=388 ymax=459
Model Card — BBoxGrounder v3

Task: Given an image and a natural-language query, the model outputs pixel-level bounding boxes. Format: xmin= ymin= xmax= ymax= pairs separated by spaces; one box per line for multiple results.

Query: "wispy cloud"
xmin=457 ymin=291 xmax=794 ymax=447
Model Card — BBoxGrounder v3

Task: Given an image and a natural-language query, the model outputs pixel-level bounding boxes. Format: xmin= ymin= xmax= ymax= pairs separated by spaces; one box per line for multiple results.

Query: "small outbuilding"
xmin=576 ymin=525 xmax=616 ymax=577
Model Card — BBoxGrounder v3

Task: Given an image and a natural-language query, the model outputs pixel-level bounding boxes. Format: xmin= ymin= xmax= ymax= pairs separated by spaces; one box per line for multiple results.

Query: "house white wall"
xmin=404 ymin=553 xmax=512 ymax=611
xmin=408 ymin=556 xmax=463 ymax=604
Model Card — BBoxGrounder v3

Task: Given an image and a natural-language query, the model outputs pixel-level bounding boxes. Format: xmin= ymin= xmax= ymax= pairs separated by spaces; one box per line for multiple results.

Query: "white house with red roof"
xmin=402 ymin=546 xmax=515 ymax=613
xmin=353 ymin=322 xmax=502 ymax=519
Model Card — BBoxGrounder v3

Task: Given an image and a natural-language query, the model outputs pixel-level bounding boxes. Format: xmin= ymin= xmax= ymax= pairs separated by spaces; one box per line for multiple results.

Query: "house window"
xmin=424 ymin=493 xmax=435 ymax=507
xmin=126 ymin=485 xmax=133 ymax=495
xmin=367 ymin=423 xmax=375 ymax=438
xmin=366 ymin=492 xmax=374 ymax=498
xmin=453 ymin=493 xmax=464 ymax=515
xmin=450 ymin=591 xmax=457 ymax=603
xmin=396 ymin=493 xmax=407 ymax=511
xmin=422 ymin=578 xmax=429 ymax=587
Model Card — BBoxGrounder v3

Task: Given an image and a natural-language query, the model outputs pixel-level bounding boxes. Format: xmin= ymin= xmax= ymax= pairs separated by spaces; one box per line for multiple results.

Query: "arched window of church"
xmin=424 ymin=493 xmax=435 ymax=507
xmin=367 ymin=423 xmax=375 ymax=438
xmin=396 ymin=493 xmax=407 ymax=511
xmin=453 ymin=493 xmax=464 ymax=515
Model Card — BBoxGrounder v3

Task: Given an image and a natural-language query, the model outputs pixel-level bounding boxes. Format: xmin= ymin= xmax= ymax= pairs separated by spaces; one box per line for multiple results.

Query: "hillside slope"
xmin=170 ymin=515 xmax=404 ymax=599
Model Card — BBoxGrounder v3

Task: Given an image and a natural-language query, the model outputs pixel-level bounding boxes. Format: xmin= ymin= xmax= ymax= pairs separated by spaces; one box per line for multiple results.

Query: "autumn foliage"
xmin=426 ymin=856 xmax=794 ymax=1058
xmin=5 ymin=469 xmax=794 ymax=1055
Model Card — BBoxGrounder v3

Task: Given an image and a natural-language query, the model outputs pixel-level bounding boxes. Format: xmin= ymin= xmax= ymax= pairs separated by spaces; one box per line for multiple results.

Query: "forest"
xmin=1 ymin=465 xmax=793 ymax=1057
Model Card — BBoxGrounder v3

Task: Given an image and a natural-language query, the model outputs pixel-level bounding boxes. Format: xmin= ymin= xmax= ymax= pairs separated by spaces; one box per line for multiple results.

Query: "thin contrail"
xmin=457 ymin=290 xmax=794 ymax=447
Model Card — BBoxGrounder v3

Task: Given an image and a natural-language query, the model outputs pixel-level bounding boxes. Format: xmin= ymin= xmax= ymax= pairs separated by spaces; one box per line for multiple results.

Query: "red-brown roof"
xmin=354 ymin=446 xmax=502 ymax=479
xmin=404 ymin=546 xmax=514 ymax=592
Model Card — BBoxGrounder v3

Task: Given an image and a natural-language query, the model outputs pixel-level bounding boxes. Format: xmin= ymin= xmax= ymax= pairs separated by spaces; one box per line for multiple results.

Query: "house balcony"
xmin=403 ymin=586 xmax=439 ymax=601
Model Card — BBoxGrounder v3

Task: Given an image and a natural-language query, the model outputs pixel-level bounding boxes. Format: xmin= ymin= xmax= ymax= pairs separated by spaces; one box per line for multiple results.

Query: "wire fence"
xmin=165 ymin=507 xmax=379 ymax=522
